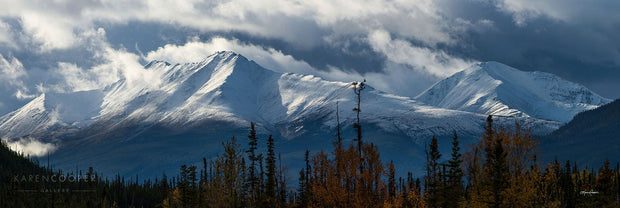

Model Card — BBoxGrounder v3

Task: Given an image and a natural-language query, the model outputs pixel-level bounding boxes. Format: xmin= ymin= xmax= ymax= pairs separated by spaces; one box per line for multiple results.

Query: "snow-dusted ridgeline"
xmin=416 ymin=61 xmax=611 ymax=123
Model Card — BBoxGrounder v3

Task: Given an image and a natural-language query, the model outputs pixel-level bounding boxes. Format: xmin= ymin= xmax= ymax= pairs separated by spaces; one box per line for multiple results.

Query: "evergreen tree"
xmin=485 ymin=130 xmax=509 ymax=208
xmin=596 ymin=159 xmax=615 ymax=206
xmin=445 ymin=131 xmax=464 ymax=207
xmin=616 ymin=162 xmax=620 ymax=207
xmin=265 ymin=135 xmax=277 ymax=206
xmin=561 ymin=160 xmax=576 ymax=208
xmin=276 ymin=154 xmax=287 ymax=205
xmin=297 ymin=150 xmax=311 ymax=207
xmin=178 ymin=165 xmax=198 ymax=207
xmin=297 ymin=168 xmax=307 ymax=207
xmin=388 ymin=161 xmax=396 ymax=198
xmin=246 ymin=122 xmax=261 ymax=205
xmin=424 ymin=136 xmax=442 ymax=207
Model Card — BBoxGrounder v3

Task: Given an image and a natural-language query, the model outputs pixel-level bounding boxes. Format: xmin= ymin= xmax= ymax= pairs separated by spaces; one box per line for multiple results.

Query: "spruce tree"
xmin=297 ymin=150 xmax=311 ymax=207
xmin=245 ymin=122 xmax=261 ymax=206
xmin=265 ymin=135 xmax=277 ymax=205
xmin=388 ymin=161 xmax=396 ymax=198
xmin=445 ymin=131 xmax=464 ymax=207
xmin=487 ymin=134 xmax=508 ymax=208
xmin=596 ymin=159 xmax=615 ymax=206
xmin=277 ymin=154 xmax=287 ymax=205
xmin=178 ymin=165 xmax=198 ymax=207
xmin=298 ymin=169 xmax=307 ymax=207
xmin=561 ymin=160 xmax=576 ymax=208
xmin=425 ymin=136 xmax=442 ymax=207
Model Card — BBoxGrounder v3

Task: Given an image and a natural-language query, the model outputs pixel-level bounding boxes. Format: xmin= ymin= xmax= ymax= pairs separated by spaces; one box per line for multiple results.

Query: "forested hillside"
xmin=542 ymin=99 xmax=620 ymax=164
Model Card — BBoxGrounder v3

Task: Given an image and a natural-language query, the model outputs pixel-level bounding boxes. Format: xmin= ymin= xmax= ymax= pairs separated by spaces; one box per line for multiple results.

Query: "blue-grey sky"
xmin=0 ymin=0 xmax=619 ymax=115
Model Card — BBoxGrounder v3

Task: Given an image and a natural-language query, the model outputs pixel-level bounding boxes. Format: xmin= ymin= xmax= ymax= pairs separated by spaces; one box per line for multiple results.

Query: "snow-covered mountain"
xmin=2 ymin=52 xmax=531 ymax=142
xmin=0 ymin=90 xmax=103 ymax=139
xmin=0 ymin=52 xmax=583 ymax=178
xmin=415 ymin=61 xmax=611 ymax=123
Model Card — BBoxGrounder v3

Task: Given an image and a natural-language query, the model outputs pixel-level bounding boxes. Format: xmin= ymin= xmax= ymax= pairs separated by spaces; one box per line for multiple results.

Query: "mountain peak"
xmin=470 ymin=61 xmax=512 ymax=70
xmin=145 ymin=51 xmax=246 ymax=69
xmin=465 ymin=61 xmax=522 ymax=78
xmin=417 ymin=61 xmax=611 ymax=122
xmin=206 ymin=50 xmax=244 ymax=64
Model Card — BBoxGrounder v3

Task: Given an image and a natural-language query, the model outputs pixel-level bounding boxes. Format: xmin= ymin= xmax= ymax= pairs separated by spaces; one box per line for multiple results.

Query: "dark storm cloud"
xmin=438 ymin=0 xmax=620 ymax=98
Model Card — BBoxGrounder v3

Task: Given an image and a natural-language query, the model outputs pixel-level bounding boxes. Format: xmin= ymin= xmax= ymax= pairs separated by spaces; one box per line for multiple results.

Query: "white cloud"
xmin=366 ymin=64 xmax=439 ymax=97
xmin=368 ymin=30 xmax=472 ymax=77
xmin=3 ymin=137 xmax=58 ymax=157
xmin=0 ymin=20 xmax=17 ymax=48
xmin=0 ymin=54 xmax=35 ymax=99
xmin=146 ymin=37 xmax=317 ymax=75
xmin=20 ymin=11 xmax=77 ymax=51
xmin=96 ymin=46 xmax=162 ymax=89
xmin=52 ymin=62 xmax=100 ymax=92
xmin=0 ymin=53 xmax=26 ymax=81
xmin=22 ymin=27 xmax=163 ymax=93
xmin=0 ymin=0 xmax=466 ymax=50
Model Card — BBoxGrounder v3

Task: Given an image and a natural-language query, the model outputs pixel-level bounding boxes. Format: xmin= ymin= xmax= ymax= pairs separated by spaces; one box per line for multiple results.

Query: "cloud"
xmin=368 ymin=30 xmax=473 ymax=77
xmin=96 ymin=46 xmax=162 ymax=89
xmin=39 ymin=27 xmax=164 ymax=92
xmin=0 ymin=20 xmax=17 ymax=48
xmin=3 ymin=137 xmax=58 ymax=157
xmin=52 ymin=62 xmax=100 ymax=92
xmin=145 ymin=37 xmax=317 ymax=75
xmin=380 ymin=65 xmax=447 ymax=97
xmin=492 ymin=0 xmax=620 ymax=26
xmin=0 ymin=53 xmax=26 ymax=82
xmin=20 ymin=12 xmax=77 ymax=51
xmin=0 ymin=0 xmax=463 ymax=51
xmin=0 ymin=54 xmax=35 ymax=99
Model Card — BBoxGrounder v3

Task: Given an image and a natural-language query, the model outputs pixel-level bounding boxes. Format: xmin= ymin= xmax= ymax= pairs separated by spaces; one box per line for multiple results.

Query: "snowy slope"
xmin=415 ymin=61 xmax=611 ymax=123
xmin=0 ymin=90 xmax=103 ymax=139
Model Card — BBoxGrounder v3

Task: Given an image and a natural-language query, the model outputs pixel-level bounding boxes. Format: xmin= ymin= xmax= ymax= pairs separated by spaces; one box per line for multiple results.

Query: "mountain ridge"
xmin=0 ymin=51 xmax=597 ymax=178
xmin=415 ymin=61 xmax=611 ymax=123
